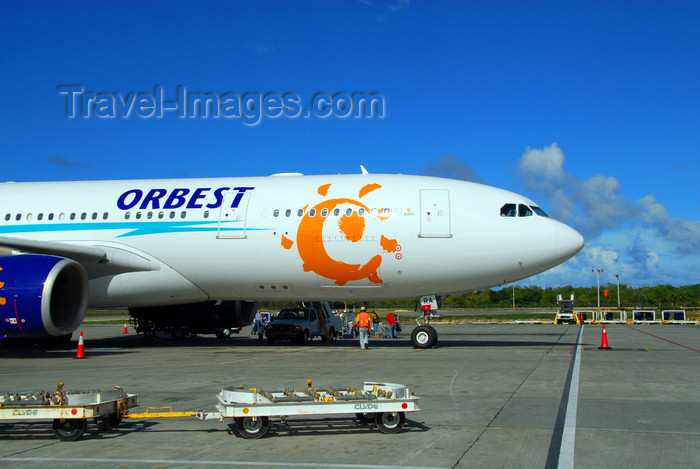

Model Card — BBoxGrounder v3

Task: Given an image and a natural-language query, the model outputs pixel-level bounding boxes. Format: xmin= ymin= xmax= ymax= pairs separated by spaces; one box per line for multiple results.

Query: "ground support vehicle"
xmin=265 ymin=302 xmax=343 ymax=344
xmin=197 ymin=380 xmax=421 ymax=438
xmin=555 ymin=294 xmax=578 ymax=324
xmin=0 ymin=383 xmax=138 ymax=441
xmin=130 ymin=300 xmax=251 ymax=340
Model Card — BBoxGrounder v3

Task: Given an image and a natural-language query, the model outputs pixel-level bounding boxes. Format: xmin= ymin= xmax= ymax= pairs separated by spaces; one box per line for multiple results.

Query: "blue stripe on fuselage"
xmin=0 ymin=221 xmax=264 ymax=238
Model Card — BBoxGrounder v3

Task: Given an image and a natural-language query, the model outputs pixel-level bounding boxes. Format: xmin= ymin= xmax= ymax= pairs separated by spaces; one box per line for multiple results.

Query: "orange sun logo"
xmin=281 ymin=183 xmax=401 ymax=286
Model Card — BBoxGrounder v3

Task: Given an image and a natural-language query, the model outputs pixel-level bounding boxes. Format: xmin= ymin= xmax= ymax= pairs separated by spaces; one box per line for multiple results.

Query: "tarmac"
xmin=1 ymin=322 xmax=699 ymax=468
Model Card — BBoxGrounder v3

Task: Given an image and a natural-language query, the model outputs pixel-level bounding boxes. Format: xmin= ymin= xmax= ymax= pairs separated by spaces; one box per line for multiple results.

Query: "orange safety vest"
xmin=357 ymin=312 xmax=370 ymax=328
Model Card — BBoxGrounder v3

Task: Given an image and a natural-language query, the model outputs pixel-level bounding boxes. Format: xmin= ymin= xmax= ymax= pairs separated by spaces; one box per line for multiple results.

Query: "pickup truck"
xmin=265 ymin=302 xmax=343 ymax=345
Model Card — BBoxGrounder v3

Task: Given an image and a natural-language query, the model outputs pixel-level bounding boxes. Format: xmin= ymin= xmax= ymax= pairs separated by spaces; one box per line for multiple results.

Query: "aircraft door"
xmin=217 ymin=190 xmax=251 ymax=239
xmin=420 ymin=189 xmax=451 ymax=237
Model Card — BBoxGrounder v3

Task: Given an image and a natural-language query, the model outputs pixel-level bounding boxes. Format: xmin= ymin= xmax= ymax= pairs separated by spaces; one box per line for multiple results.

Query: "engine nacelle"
xmin=0 ymin=255 xmax=88 ymax=338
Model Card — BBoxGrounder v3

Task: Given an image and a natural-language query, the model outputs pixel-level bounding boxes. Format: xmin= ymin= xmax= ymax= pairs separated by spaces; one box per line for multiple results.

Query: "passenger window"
xmin=285 ymin=209 xmax=291 ymax=217
xmin=136 ymin=212 xmax=142 ymax=219
xmin=80 ymin=213 xmax=87 ymax=220
xmin=358 ymin=208 xmax=365 ymax=216
xmin=15 ymin=214 xmax=21 ymax=221
xmin=125 ymin=212 xmax=131 ymax=219
xmin=38 ymin=213 xmax=44 ymax=220
xmin=169 ymin=211 xmax=175 ymax=219
xmin=4 ymin=214 xmax=9 ymax=221
xmin=500 ymin=204 xmax=516 ymax=217
xmin=309 ymin=208 xmax=316 ymax=217
xmin=333 ymin=208 xmax=340 ymax=216
xmin=59 ymin=213 xmax=66 ymax=221
xmin=321 ymin=208 xmax=328 ymax=217
xmin=273 ymin=209 xmax=280 ymax=217
xmin=181 ymin=211 xmax=186 ymax=219
xmin=147 ymin=212 xmax=153 ymax=219
xmin=91 ymin=212 xmax=98 ymax=220
xmin=297 ymin=209 xmax=304 ymax=217
xmin=48 ymin=213 xmax=54 ymax=220
xmin=518 ymin=204 xmax=533 ymax=217
xmin=346 ymin=208 xmax=352 ymax=216
xmin=70 ymin=213 xmax=76 ymax=220
xmin=27 ymin=213 xmax=33 ymax=221
xmin=203 ymin=211 xmax=210 ymax=218
xmin=158 ymin=211 xmax=164 ymax=219
xmin=103 ymin=212 xmax=108 ymax=220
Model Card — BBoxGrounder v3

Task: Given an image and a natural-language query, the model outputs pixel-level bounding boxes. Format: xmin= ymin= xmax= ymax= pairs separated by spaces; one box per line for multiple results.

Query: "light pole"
xmin=592 ymin=268 xmax=603 ymax=318
xmin=615 ymin=274 xmax=621 ymax=309
xmin=512 ymin=285 xmax=515 ymax=311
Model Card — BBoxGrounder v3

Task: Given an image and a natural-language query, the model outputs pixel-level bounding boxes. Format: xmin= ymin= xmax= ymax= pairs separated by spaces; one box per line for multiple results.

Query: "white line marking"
xmin=558 ymin=325 xmax=583 ymax=468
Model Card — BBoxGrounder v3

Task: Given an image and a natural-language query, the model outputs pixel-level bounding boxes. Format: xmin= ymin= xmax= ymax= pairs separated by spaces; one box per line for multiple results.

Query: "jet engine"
xmin=0 ymin=255 xmax=88 ymax=338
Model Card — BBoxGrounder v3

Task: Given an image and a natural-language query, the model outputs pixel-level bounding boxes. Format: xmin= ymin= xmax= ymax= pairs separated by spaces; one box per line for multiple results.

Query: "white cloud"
xmin=515 ymin=143 xmax=700 ymax=286
xmin=424 ymin=154 xmax=483 ymax=183
xmin=519 ymin=142 xmax=566 ymax=182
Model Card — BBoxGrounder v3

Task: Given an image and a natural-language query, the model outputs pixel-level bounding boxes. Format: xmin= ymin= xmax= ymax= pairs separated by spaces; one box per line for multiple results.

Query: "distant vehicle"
xmin=554 ymin=294 xmax=578 ymax=324
xmin=265 ymin=302 xmax=342 ymax=344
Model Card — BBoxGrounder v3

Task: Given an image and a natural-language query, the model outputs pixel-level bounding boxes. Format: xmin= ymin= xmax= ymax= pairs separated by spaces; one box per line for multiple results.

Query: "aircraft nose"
xmin=556 ymin=223 xmax=584 ymax=260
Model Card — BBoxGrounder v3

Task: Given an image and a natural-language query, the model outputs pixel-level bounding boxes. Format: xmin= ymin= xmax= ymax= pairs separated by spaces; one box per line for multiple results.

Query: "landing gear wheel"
xmin=235 ymin=416 xmax=270 ymax=439
xmin=356 ymin=412 xmax=377 ymax=424
xmin=375 ymin=412 xmax=405 ymax=433
xmin=411 ymin=325 xmax=438 ymax=349
xmin=52 ymin=418 xmax=87 ymax=441
xmin=215 ymin=328 xmax=232 ymax=339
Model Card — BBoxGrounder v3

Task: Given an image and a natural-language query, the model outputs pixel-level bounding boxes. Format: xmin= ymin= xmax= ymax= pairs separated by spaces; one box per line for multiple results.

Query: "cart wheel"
xmin=52 ymin=418 xmax=87 ymax=441
xmin=109 ymin=412 xmax=122 ymax=428
xmin=94 ymin=416 xmax=113 ymax=431
xmin=235 ymin=416 xmax=270 ymax=439
xmin=411 ymin=325 xmax=437 ymax=349
xmin=375 ymin=412 xmax=405 ymax=434
xmin=355 ymin=412 xmax=377 ymax=424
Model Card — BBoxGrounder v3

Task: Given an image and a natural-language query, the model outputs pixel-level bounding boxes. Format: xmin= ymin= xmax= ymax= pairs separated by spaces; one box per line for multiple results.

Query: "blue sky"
xmin=1 ymin=1 xmax=698 ymax=288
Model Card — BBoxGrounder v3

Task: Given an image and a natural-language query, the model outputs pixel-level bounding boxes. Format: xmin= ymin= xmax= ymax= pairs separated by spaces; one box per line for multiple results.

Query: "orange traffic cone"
xmin=258 ymin=332 xmax=263 ymax=342
xmin=75 ymin=331 xmax=86 ymax=358
xmin=123 ymin=322 xmax=128 ymax=334
xmin=598 ymin=325 xmax=612 ymax=350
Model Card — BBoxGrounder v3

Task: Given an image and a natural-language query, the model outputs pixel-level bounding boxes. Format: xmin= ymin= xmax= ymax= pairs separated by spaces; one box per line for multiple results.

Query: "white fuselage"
xmin=0 ymin=173 xmax=584 ymax=307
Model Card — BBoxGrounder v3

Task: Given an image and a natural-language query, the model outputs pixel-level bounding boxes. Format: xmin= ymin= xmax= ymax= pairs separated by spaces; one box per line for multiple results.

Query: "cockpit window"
xmin=518 ymin=204 xmax=533 ymax=217
xmin=531 ymin=206 xmax=549 ymax=217
xmin=500 ymin=203 xmax=516 ymax=217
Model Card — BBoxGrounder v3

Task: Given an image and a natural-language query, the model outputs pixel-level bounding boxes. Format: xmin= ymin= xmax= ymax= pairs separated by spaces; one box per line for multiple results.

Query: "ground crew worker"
xmin=356 ymin=307 xmax=371 ymax=350
xmin=372 ymin=311 xmax=380 ymax=337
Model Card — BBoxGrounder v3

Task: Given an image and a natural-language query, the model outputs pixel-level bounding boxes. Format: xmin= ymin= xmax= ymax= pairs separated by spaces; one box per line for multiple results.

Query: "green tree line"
xmin=258 ymin=284 xmax=699 ymax=312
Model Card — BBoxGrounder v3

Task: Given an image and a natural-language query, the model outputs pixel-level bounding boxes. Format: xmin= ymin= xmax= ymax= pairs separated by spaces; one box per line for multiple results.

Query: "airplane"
xmin=0 ymin=170 xmax=584 ymax=348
